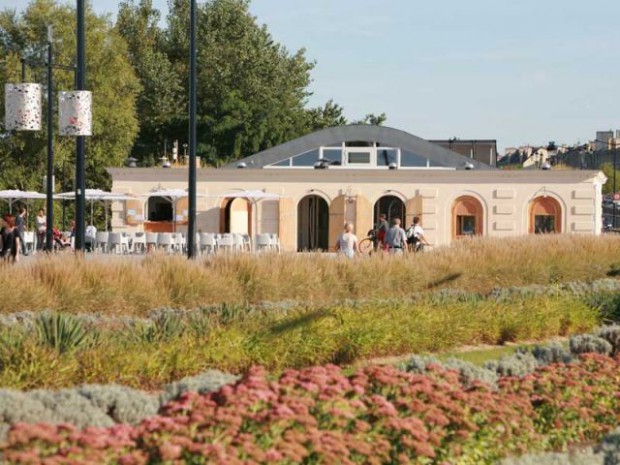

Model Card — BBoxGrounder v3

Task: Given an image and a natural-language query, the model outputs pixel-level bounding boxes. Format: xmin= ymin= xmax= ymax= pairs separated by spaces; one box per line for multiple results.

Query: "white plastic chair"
xmin=217 ymin=233 xmax=234 ymax=252
xmin=23 ymin=231 xmax=35 ymax=254
xmin=145 ymin=232 xmax=158 ymax=252
xmin=157 ymin=232 xmax=173 ymax=253
xmin=199 ymin=232 xmax=216 ymax=255
xmin=120 ymin=232 xmax=131 ymax=253
xmin=255 ymin=233 xmax=272 ymax=252
xmin=132 ymin=232 xmax=147 ymax=254
xmin=95 ymin=232 xmax=109 ymax=253
xmin=108 ymin=232 xmax=128 ymax=254
xmin=270 ymin=234 xmax=281 ymax=253
xmin=233 ymin=233 xmax=246 ymax=252
xmin=171 ymin=233 xmax=186 ymax=254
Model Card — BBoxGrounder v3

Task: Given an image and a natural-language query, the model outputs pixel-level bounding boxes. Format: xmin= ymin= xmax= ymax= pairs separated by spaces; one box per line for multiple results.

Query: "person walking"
xmin=407 ymin=216 xmax=430 ymax=252
xmin=1 ymin=214 xmax=19 ymax=262
xmin=374 ymin=213 xmax=389 ymax=251
xmin=335 ymin=222 xmax=360 ymax=258
xmin=14 ymin=207 xmax=28 ymax=256
xmin=384 ymin=217 xmax=408 ymax=255
xmin=36 ymin=208 xmax=47 ymax=251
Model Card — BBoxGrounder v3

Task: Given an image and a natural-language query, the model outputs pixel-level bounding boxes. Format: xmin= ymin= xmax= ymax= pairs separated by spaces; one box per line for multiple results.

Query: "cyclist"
xmin=407 ymin=216 xmax=430 ymax=252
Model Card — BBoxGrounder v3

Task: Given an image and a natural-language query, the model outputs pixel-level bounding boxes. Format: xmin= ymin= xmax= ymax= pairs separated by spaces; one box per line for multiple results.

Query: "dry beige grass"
xmin=1 ymin=234 xmax=618 ymax=316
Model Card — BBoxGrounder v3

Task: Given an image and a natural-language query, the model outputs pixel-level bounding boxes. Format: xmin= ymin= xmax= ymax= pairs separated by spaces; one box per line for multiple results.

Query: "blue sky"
xmin=2 ymin=0 xmax=619 ymax=151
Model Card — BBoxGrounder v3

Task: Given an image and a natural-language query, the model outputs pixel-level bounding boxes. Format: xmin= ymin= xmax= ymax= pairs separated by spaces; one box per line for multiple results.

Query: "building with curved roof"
xmin=108 ymin=125 xmax=606 ymax=251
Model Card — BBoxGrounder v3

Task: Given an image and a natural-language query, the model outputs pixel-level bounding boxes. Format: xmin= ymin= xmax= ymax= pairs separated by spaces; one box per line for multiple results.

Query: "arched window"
xmin=452 ymin=196 xmax=483 ymax=238
xmin=530 ymin=196 xmax=561 ymax=234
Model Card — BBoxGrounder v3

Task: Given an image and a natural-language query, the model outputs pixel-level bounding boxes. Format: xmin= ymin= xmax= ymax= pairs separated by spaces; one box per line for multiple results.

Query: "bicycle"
xmin=407 ymin=240 xmax=433 ymax=253
xmin=358 ymin=229 xmax=378 ymax=255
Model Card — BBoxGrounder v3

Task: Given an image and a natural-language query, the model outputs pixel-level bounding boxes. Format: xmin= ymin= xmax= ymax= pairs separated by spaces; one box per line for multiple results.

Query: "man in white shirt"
xmin=409 ymin=216 xmax=430 ymax=252
xmin=85 ymin=223 xmax=97 ymax=252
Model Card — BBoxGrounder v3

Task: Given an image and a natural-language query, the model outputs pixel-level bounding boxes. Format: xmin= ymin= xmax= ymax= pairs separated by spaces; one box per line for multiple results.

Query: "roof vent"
xmin=388 ymin=162 xmax=397 ymax=170
xmin=237 ymin=162 xmax=247 ymax=169
xmin=541 ymin=162 xmax=551 ymax=170
xmin=464 ymin=162 xmax=475 ymax=170
xmin=314 ymin=158 xmax=330 ymax=169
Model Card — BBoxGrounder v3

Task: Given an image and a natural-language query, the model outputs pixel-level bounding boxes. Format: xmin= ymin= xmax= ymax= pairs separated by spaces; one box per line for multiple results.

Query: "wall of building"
xmin=110 ymin=170 xmax=604 ymax=252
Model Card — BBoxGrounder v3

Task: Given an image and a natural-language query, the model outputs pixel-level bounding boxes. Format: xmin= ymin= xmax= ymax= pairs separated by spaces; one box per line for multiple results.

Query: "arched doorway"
xmin=297 ymin=195 xmax=329 ymax=251
xmin=221 ymin=197 xmax=251 ymax=234
xmin=148 ymin=196 xmax=172 ymax=222
xmin=530 ymin=196 xmax=561 ymax=234
xmin=373 ymin=195 xmax=406 ymax=226
xmin=452 ymin=196 xmax=483 ymax=238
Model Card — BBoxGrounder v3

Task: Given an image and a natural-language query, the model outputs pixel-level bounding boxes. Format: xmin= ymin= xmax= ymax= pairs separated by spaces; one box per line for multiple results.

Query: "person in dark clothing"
xmin=14 ymin=207 xmax=28 ymax=256
xmin=1 ymin=214 xmax=18 ymax=261
xmin=374 ymin=214 xmax=389 ymax=251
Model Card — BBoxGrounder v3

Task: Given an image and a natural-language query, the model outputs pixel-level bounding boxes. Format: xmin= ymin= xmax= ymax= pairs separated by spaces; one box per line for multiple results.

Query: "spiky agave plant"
xmin=35 ymin=313 xmax=89 ymax=354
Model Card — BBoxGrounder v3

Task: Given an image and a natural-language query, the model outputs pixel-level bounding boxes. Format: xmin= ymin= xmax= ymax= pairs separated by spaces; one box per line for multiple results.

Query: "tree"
xmin=600 ymin=163 xmax=620 ymax=195
xmin=305 ymin=99 xmax=347 ymax=132
xmin=0 ymin=0 xmax=140 ymax=192
xmin=116 ymin=0 xmax=183 ymax=163
xmin=352 ymin=112 xmax=387 ymax=126
xmin=162 ymin=0 xmax=314 ymax=162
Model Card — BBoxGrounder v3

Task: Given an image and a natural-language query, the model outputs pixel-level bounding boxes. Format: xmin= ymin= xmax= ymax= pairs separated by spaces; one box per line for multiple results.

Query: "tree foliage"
xmin=600 ymin=163 xmax=620 ymax=195
xmin=118 ymin=0 xmax=385 ymax=166
xmin=1 ymin=0 xmax=386 ymax=185
xmin=116 ymin=0 xmax=183 ymax=164
xmin=0 ymin=0 xmax=140 ymax=192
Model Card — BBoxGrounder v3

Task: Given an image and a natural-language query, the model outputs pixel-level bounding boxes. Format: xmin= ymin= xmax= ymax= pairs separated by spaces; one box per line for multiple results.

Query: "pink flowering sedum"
xmin=2 ymin=356 xmax=620 ymax=464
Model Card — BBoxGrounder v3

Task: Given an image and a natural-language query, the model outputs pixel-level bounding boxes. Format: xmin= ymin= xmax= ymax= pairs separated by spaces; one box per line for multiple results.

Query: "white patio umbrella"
xmin=56 ymin=189 xmax=133 ymax=230
xmin=215 ymin=189 xmax=282 ymax=239
xmin=0 ymin=189 xmax=47 ymax=213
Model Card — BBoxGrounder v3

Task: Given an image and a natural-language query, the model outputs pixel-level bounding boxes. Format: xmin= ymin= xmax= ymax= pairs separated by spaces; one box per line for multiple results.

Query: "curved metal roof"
xmin=222 ymin=124 xmax=496 ymax=170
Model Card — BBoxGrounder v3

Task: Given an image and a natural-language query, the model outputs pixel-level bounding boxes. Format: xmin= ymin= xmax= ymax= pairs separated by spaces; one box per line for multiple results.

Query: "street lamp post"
xmin=74 ymin=0 xmax=86 ymax=252
xmin=45 ymin=26 xmax=54 ymax=252
xmin=613 ymin=148 xmax=617 ymax=229
xmin=187 ymin=0 xmax=197 ymax=259
xmin=8 ymin=27 xmax=54 ymax=251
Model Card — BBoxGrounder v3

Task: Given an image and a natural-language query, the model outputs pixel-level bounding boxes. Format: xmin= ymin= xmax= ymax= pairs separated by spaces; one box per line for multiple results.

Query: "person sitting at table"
xmin=52 ymin=228 xmax=71 ymax=251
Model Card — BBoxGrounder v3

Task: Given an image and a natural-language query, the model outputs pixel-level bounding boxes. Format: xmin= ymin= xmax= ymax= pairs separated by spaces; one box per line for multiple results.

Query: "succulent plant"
xmin=569 ymin=334 xmax=613 ymax=356
xmin=531 ymin=342 xmax=574 ymax=365
xmin=161 ymin=369 xmax=240 ymax=404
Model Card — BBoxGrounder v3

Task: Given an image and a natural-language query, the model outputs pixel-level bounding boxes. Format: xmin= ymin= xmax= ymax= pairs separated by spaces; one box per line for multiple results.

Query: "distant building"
xmin=595 ymin=131 xmax=614 ymax=151
xmin=428 ymin=139 xmax=497 ymax=167
xmin=523 ymin=147 xmax=551 ymax=169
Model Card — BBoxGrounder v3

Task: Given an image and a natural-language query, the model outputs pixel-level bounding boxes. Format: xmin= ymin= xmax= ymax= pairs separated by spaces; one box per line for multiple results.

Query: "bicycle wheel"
xmin=359 ymin=238 xmax=374 ymax=255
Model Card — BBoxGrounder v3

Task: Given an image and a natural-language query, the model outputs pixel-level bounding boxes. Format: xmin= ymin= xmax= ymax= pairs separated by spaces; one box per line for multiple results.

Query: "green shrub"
xmin=35 ymin=313 xmax=91 ymax=353
xmin=531 ymin=342 xmax=573 ymax=365
xmin=595 ymin=325 xmax=620 ymax=355
xmin=485 ymin=351 xmax=539 ymax=378
xmin=569 ymin=334 xmax=613 ymax=356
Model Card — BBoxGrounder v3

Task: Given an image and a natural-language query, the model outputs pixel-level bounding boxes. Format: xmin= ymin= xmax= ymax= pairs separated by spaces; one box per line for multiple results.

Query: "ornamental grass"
xmin=0 ymin=234 xmax=618 ymax=316
xmin=0 ymin=294 xmax=599 ymax=390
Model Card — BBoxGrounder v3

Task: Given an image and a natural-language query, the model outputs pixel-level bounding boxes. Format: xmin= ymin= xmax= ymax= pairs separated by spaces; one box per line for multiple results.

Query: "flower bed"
xmin=2 ymin=353 xmax=620 ymax=464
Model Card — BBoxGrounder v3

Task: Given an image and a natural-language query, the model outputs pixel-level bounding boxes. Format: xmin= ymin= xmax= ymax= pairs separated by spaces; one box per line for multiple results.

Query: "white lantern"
xmin=4 ymin=83 xmax=42 ymax=131
xmin=58 ymin=91 xmax=92 ymax=136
